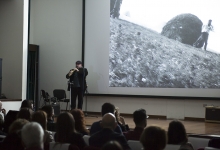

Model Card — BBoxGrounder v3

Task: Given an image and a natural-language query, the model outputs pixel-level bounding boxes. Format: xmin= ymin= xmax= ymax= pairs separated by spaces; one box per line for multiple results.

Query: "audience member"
xmin=124 ymin=108 xmax=147 ymax=140
xmin=102 ymin=141 xmax=123 ymax=150
xmin=71 ymin=109 xmax=89 ymax=135
xmin=90 ymin=103 xmax=122 ymax=135
xmin=1 ymin=119 xmax=29 ymax=150
xmin=32 ymin=111 xmax=53 ymax=143
xmin=89 ymin=113 xmax=130 ymax=150
xmin=115 ymin=107 xmax=129 ymax=132
xmin=41 ymin=105 xmax=55 ymax=131
xmin=54 ymin=112 xmax=86 ymax=150
xmin=21 ymin=122 xmax=44 ymax=150
xmin=0 ymin=101 xmax=6 ymax=134
xmin=20 ymin=100 xmax=33 ymax=110
xmin=140 ymin=126 xmax=167 ymax=150
xmin=168 ymin=120 xmax=194 ymax=150
xmin=17 ymin=108 xmax=33 ymax=121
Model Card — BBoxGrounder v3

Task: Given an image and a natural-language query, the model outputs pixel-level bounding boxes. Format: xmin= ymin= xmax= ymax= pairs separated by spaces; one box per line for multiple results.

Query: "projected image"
xmin=109 ymin=0 xmax=220 ymax=88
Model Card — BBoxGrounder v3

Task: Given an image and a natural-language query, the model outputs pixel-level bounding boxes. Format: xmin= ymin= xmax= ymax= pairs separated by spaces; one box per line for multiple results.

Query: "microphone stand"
xmin=68 ymin=81 xmax=74 ymax=111
xmin=84 ymin=87 xmax=97 ymax=118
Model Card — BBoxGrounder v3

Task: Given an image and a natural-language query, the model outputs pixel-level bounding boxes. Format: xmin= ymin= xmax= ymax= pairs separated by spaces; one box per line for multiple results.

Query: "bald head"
xmin=101 ymin=113 xmax=117 ymax=130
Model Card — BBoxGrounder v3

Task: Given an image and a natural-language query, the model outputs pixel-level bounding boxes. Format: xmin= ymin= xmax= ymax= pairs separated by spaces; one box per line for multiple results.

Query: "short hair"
xmin=56 ymin=112 xmax=75 ymax=143
xmin=140 ymin=126 xmax=167 ymax=150
xmin=21 ymin=122 xmax=44 ymax=148
xmin=101 ymin=103 xmax=115 ymax=116
xmin=133 ymin=109 xmax=147 ymax=125
xmin=168 ymin=120 xmax=188 ymax=144
xmin=32 ymin=111 xmax=47 ymax=130
xmin=102 ymin=141 xmax=123 ymax=150
xmin=17 ymin=108 xmax=33 ymax=121
xmin=41 ymin=105 xmax=53 ymax=118
xmin=9 ymin=119 xmax=29 ymax=134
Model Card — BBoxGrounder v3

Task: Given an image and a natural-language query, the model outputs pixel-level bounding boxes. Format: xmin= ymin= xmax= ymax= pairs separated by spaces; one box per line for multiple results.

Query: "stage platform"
xmin=85 ymin=115 xmax=220 ymax=136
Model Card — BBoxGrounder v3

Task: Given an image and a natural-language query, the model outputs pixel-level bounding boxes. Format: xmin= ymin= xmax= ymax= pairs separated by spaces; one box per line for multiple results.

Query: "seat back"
xmin=53 ymin=89 xmax=66 ymax=100
xmin=127 ymin=140 xmax=143 ymax=150
xmin=205 ymin=147 xmax=220 ymax=150
xmin=83 ymin=135 xmax=90 ymax=145
xmin=49 ymin=142 xmax=79 ymax=150
xmin=188 ymin=137 xmax=210 ymax=150
xmin=164 ymin=144 xmax=180 ymax=150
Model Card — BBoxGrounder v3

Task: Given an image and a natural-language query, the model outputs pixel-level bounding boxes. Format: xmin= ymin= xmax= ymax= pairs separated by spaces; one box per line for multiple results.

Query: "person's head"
xmin=76 ymin=60 xmax=82 ymax=68
xmin=101 ymin=103 xmax=115 ymax=116
xmin=102 ymin=141 xmax=123 ymax=150
xmin=9 ymin=119 xmax=29 ymax=134
xmin=140 ymin=126 xmax=167 ymax=150
xmin=41 ymin=105 xmax=54 ymax=119
xmin=168 ymin=120 xmax=188 ymax=144
xmin=208 ymin=19 xmax=212 ymax=26
xmin=17 ymin=108 xmax=33 ymax=121
xmin=32 ymin=111 xmax=47 ymax=130
xmin=56 ymin=112 xmax=75 ymax=143
xmin=101 ymin=113 xmax=117 ymax=130
xmin=21 ymin=122 xmax=44 ymax=149
xmin=133 ymin=109 xmax=147 ymax=128
xmin=20 ymin=100 xmax=33 ymax=110
xmin=70 ymin=109 xmax=89 ymax=134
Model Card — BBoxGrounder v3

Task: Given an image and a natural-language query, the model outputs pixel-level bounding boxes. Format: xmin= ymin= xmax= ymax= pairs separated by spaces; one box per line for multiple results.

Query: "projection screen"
xmin=84 ymin=0 xmax=220 ymax=97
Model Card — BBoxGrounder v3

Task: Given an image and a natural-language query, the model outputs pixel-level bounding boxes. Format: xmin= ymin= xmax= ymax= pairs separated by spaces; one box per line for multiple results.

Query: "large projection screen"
xmin=84 ymin=0 xmax=220 ymax=97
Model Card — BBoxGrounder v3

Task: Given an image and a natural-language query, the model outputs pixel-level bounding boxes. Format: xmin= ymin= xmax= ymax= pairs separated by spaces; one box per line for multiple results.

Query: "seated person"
xmin=90 ymin=103 xmax=122 ymax=135
xmin=21 ymin=122 xmax=44 ymax=150
xmin=17 ymin=108 xmax=33 ymax=121
xmin=168 ymin=120 xmax=194 ymax=150
xmin=89 ymin=113 xmax=131 ymax=150
xmin=1 ymin=119 xmax=29 ymax=150
xmin=140 ymin=126 xmax=167 ymax=150
xmin=54 ymin=112 xmax=87 ymax=150
xmin=32 ymin=111 xmax=53 ymax=143
xmin=41 ymin=105 xmax=55 ymax=131
xmin=123 ymin=109 xmax=147 ymax=140
xmin=115 ymin=107 xmax=129 ymax=132
xmin=71 ymin=109 xmax=89 ymax=135
xmin=20 ymin=100 xmax=33 ymax=110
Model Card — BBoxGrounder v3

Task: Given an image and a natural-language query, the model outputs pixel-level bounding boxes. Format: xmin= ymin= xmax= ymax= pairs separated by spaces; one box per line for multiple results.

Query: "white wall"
xmin=29 ymin=0 xmax=83 ymax=108
xmin=0 ymin=0 xmax=28 ymax=100
xmin=83 ymin=96 xmax=220 ymax=119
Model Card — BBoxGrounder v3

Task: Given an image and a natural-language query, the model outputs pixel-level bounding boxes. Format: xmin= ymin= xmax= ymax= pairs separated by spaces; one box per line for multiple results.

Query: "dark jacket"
xmin=89 ymin=128 xmax=131 ymax=150
xmin=66 ymin=68 xmax=88 ymax=91
xmin=123 ymin=127 xmax=144 ymax=141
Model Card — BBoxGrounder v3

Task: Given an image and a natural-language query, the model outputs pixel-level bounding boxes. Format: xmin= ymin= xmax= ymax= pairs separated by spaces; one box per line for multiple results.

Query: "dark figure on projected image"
xmin=110 ymin=0 xmax=122 ymax=18
xmin=66 ymin=61 xmax=88 ymax=110
xmin=193 ymin=20 xmax=214 ymax=50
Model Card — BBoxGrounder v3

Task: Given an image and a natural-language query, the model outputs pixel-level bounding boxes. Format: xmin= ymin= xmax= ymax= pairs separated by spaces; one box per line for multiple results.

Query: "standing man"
xmin=193 ymin=20 xmax=214 ymax=50
xmin=66 ymin=61 xmax=88 ymax=110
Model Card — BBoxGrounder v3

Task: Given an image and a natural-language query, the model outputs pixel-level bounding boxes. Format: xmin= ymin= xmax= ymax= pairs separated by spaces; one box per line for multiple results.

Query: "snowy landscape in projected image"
xmin=109 ymin=0 xmax=220 ymax=88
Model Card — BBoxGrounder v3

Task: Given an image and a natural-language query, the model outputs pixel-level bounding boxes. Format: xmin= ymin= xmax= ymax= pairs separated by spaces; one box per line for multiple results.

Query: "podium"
xmin=205 ymin=106 xmax=220 ymax=123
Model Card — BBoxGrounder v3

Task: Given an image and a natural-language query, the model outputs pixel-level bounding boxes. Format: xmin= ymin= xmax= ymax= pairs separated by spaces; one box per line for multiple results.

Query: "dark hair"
xmin=32 ymin=111 xmax=47 ymax=130
xmin=17 ymin=108 xmax=33 ymax=121
xmin=133 ymin=109 xmax=147 ymax=125
xmin=70 ymin=109 xmax=89 ymax=134
xmin=56 ymin=112 xmax=75 ymax=143
xmin=20 ymin=100 xmax=32 ymax=110
xmin=102 ymin=141 xmax=123 ymax=150
xmin=9 ymin=119 xmax=29 ymax=134
xmin=76 ymin=61 xmax=82 ymax=65
xmin=101 ymin=103 xmax=115 ymax=116
xmin=140 ymin=126 xmax=167 ymax=150
xmin=41 ymin=105 xmax=53 ymax=118
xmin=168 ymin=120 xmax=188 ymax=144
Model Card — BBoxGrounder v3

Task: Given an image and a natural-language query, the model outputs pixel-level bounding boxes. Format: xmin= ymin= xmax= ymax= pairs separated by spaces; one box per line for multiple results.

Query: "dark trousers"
xmin=194 ymin=32 xmax=209 ymax=50
xmin=71 ymin=87 xmax=83 ymax=109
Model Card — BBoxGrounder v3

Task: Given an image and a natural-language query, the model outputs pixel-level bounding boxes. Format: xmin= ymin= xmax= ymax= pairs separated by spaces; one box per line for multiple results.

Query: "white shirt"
xmin=202 ymin=24 xmax=213 ymax=33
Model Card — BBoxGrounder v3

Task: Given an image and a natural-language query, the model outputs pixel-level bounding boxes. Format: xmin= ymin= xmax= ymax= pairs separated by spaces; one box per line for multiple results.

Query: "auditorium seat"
xmin=49 ymin=142 xmax=79 ymax=150
xmin=188 ymin=137 xmax=210 ymax=150
xmin=83 ymin=135 xmax=90 ymax=145
xmin=205 ymin=147 xmax=220 ymax=150
xmin=164 ymin=144 xmax=180 ymax=150
xmin=0 ymin=135 xmax=6 ymax=141
xmin=127 ymin=140 xmax=143 ymax=150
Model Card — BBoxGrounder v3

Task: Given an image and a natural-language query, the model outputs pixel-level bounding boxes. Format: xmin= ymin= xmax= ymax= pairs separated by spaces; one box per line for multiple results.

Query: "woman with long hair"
xmin=70 ymin=109 xmax=89 ymax=135
xmin=55 ymin=112 xmax=87 ymax=150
